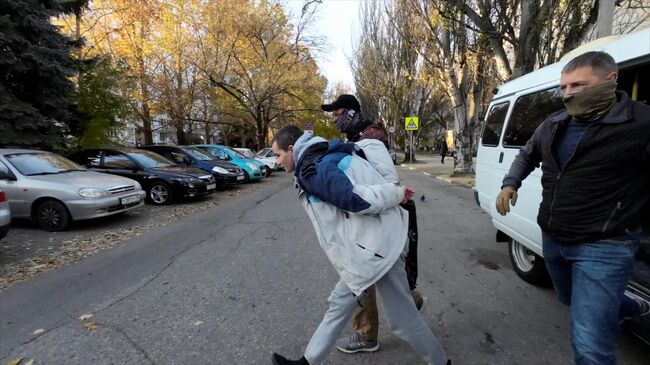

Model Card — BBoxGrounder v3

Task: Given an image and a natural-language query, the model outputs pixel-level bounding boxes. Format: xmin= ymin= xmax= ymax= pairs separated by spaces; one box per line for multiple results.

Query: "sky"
xmin=282 ymin=0 xmax=362 ymax=92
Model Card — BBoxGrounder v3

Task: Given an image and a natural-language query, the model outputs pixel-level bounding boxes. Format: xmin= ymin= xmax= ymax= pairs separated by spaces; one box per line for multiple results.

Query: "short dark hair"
xmin=272 ymin=125 xmax=303 ymax=150
xmin=562 ymin=51 xmax=617 ymax=77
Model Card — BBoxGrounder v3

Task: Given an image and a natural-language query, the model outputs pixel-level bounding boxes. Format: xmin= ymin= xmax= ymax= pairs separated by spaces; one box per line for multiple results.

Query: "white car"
xmin=0 ymin=188 xmax=10 ymax=240
xmin=254 ymin=148 xmax=280 ymax=171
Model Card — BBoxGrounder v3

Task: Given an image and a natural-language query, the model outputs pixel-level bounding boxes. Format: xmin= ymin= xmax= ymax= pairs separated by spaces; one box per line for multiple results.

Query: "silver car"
xmin=0 ymin=149 xmax=146 ymax=231
xmin=0 ymin=188 xmax=10 ymax=240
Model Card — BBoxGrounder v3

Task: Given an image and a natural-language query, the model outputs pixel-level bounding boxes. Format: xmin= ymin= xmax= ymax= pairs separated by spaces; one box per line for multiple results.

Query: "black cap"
xmin=321 ymin=94 xmax=361 ymax=112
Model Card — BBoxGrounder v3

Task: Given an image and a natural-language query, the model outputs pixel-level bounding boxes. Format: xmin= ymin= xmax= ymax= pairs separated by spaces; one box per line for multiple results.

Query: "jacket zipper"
xmin=547 ymin=124 xmax=592 ymax=233
xmin=602 ymin=201 xmax=622 ymax=232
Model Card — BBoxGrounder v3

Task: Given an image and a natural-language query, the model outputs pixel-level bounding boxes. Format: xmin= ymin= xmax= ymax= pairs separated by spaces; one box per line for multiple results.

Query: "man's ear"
xmin=606 ymin=71 xmax=618 ymax=81
xmin=288 ymin=145 xmax=294 ymax=152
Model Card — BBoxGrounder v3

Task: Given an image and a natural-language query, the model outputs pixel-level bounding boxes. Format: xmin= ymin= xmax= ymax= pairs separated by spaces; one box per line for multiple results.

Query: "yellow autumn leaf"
xmin=5 ymin=357 xmax=23 ymax=365
xmin=24 ymin=360 xmax=34 ymax=365
xmin=31 ymin=329 xmax=44 ymax=335
xmin=83 ymin=320 xmax=97 ymax=331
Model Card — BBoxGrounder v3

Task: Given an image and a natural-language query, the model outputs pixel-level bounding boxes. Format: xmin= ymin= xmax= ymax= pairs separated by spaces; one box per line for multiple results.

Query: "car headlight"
xmin=246 ymin=162 xmax=258 ymax=170
xmin=212 ymin=166 xmax=229 ymax=174
xmin=172 ymin=177 xmax=198 ymax=186
xmin=78 ymin=188 xmax=109 ymax=199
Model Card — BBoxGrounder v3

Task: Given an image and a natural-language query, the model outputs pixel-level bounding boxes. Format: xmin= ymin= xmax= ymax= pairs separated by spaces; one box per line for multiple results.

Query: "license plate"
xmin=207 ymin=184 xmax=216 ymax=190
xmin=237 ymin=175 xmax=245 ymax=180
xmin=120 ymin=195 xmax=140 ymax=205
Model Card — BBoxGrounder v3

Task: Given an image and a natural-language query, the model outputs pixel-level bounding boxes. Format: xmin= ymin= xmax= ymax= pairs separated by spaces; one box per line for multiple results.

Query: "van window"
xmin=481 ymin=102 xmax=510 ymax=146
xmin=503 ymin=87 xmax=564 ymax=148
xmin=618 ymin=61 xmax=649 ymax=105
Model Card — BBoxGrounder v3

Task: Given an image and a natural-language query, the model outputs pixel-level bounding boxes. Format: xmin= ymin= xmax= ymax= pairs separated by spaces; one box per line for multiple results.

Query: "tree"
xmin=68 ymin=57 xmax=130 ymax=149
xmin=203 ymin=0 xmax=327 ymax=147
xmin=0 ymin=0 xmax=87 ymax=149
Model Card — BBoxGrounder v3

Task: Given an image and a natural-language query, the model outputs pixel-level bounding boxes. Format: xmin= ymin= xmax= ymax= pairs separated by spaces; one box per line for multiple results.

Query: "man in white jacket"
xmin=270 ymin=125 xmax=449 ymax=365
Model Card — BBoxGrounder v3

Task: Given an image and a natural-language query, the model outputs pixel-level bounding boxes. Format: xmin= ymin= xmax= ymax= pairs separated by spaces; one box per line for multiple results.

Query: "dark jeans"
xmin=542 ymin=232 xmax=641 ymax=365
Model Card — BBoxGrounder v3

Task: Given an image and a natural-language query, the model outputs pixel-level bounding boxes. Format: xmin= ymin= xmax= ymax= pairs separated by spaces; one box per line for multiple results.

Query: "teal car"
xmin=193 ymin=144 xmax=265 ymax=182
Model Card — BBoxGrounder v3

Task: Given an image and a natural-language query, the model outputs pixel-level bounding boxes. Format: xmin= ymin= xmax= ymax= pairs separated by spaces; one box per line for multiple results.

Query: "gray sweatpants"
xmin=304 ymin=257 xmax=448 ymax=365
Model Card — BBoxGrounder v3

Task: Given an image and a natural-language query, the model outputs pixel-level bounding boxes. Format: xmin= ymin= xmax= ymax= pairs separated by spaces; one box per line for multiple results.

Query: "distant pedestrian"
xmin=439 ymin=141 xmax=448 ymax=164
xmin=270 ymin=126 xmax=449 ymax=365
xmin=496 ymin=51 xmax=650 ymax=365
xmin=321 ymin=94 xmax=427 ymax=354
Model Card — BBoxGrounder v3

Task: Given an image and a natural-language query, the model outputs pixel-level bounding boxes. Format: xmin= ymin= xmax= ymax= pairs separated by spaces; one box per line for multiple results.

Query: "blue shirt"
xmin=555 ymin=120 xmax=590 ymax=170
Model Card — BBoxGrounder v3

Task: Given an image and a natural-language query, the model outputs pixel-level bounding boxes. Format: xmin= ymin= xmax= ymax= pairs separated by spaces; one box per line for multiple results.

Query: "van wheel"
xmin=508 ymin=239 xmax=551 ymax=287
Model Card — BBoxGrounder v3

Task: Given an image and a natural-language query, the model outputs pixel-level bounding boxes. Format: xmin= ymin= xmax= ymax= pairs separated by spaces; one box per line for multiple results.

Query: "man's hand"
xmin=402 ymin=186 xmax=415 ymax=204
xmin=495 ymin=186 xmax=518 ymax=216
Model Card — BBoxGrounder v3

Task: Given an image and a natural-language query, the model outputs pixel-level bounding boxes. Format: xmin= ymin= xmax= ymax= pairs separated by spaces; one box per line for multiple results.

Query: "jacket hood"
xmin=293 ymin=131 xmax=327 ymax=164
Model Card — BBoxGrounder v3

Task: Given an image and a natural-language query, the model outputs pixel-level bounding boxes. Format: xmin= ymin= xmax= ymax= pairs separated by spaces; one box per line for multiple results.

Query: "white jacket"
xmin=294 ymin=132 xmax=408 ymax=295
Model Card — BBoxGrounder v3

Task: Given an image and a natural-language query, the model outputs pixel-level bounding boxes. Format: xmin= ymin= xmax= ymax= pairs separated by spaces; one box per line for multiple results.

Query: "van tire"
xmin=508 ymin=239 xmax=552 ymax=287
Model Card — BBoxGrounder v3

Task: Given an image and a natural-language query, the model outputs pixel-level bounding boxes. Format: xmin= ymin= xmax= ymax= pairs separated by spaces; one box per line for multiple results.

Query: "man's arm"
xmin=502 ymin=123 xmax=545 ymax=189
xmin=300 ymin=158 xmax=404 ymax=215
xmin=496 ymin=122 xmax=545 ymax=215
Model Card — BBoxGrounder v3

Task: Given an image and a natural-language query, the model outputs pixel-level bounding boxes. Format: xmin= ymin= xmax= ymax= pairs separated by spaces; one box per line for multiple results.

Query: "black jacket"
xmin=503 ymin=91 xmax=650 ymax=244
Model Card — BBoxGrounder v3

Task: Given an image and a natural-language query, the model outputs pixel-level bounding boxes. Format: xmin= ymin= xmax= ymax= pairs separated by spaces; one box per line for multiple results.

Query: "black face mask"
xmin=335 ymin=109 xmax=360 ymax=134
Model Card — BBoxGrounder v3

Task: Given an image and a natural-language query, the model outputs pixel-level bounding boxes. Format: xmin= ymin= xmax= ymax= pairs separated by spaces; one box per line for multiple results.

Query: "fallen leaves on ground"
xmin=0 ymin=182 xmax=269 ymax=292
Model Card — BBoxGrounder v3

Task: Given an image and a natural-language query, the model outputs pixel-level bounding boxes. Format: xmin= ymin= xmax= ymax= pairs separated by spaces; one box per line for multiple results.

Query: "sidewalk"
xmin=398 ymin=152 xmax=475 ymax=188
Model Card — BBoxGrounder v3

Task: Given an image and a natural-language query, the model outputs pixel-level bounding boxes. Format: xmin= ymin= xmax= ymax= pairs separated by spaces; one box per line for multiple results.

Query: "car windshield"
xmin=227 ymin=147 xmax=246 ymax=159
xmin=237 ymin=149 xmax=255 ymax=158
xmin=126 ymin=150 xmax=173 ymax=168
xmin=182 ymin=147 xmax=213 ymax=161
xmin=5 ymin=153 xmax=86 ymax=176
xmin=256 ymin=148 xmax=271 ymax=157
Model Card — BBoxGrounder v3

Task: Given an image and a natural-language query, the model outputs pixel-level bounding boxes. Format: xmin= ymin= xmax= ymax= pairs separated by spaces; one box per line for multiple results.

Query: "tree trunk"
xmin=597 ymin=0 xmax=614 ymax=38
xmin=443 ymin=69 xmax=473 ymax=174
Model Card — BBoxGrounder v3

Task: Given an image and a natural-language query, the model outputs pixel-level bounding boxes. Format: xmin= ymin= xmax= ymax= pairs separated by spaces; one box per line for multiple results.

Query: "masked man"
xmin=496 ymin=51 xmax=650 ymax=365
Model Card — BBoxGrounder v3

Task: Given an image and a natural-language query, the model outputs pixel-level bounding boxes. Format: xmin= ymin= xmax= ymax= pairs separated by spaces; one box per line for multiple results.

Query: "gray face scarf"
xmin=335 ymin=109 xmax=361 ymax=134
xmin=562 ymin=79 xmax=618 ymax=121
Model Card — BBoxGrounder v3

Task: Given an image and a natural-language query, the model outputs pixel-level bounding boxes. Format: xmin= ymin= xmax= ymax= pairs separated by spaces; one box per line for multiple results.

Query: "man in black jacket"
xmin=496 ymin=51 xmax=650 ymax=365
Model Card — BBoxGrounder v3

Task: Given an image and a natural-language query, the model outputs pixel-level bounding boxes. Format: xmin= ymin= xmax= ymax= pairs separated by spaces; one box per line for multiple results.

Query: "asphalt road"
xmin=1 ymin=168 xmax=648 ymax=364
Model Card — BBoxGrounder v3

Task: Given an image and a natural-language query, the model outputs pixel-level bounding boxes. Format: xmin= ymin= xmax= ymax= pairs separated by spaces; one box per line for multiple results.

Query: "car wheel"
xmin=263 ymin=166 xmax=271 ymax=177
xmin=148 ymin=181 xmax=173 ymax=205
xmin=36 ymin=200 xmax=71 ymax=231
xmin=508 ymin=238 xmax=551 ymax=287
xmin=243 ymin=171 xmax=250 ymax=182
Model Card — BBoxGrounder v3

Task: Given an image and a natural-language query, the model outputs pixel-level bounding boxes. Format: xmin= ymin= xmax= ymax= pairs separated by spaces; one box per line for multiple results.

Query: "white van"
xmin=474 ymin=28 xmax=650 ymax=339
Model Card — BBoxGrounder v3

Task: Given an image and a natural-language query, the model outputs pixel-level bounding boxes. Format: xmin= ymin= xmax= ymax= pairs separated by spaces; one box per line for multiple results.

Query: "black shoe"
xmin=271 ymin=353 xmax=309 ymax=365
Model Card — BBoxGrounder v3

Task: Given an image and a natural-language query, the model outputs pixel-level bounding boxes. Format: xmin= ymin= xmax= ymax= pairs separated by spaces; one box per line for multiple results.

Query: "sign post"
xmin=404 ymin=116 xmax=419 ymax=163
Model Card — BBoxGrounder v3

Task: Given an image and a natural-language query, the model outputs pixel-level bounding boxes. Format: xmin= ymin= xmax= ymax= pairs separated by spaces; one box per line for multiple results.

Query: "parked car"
xmin=70 ymin=148 xmax=216 ymax=205
xmin=252 ymin=147 xmax=280 ymax=175
xmin=193 ymin=144 xmax=265 ymax=182
xmin=138 ymin=145 xmax=245 ymax=185
xmin=474 ymin=29 xmax=650 ymax=342
xmin=0 ymin=149 xmax=145 ymax=231
xmin=0 ymin=189 xmax=10 ymax=239
xmin=234 ymin=148 xmax=272 ymax=176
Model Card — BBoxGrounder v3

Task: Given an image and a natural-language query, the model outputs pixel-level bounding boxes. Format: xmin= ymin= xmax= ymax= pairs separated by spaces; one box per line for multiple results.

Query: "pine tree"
xmin=0 ymin=0 xmax=86 ymax=149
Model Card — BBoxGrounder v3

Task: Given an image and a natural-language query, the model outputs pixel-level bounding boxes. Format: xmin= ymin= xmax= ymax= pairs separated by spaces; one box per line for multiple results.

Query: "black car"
xmin=138 ymin=145 xmax=245 ymax=185
xmin=70 ymin=148 xmax=216 ymax=205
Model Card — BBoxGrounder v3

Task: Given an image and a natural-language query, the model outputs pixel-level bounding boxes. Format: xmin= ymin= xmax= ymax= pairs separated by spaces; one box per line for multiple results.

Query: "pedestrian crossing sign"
xmin=405 ymin=116 xmax=419 ymax=131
